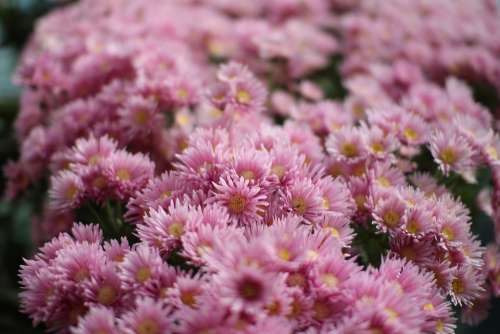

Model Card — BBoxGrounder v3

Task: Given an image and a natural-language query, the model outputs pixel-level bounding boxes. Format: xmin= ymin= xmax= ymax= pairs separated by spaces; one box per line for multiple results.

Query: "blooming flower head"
xmin=138 ymin=200 xmax=202 ymax=254
xmin=215 ymin=265 xmax=279 ymax=313
xmin=326 ymin=126 xmax=367 ymax=161
xmin=119 ymin=298 xmax=172 ymax=334
xmin=283 ymin=178 xmax=323 ymax=224
xmin=49 ymin=171 xmax=84 ymax=212
xmin=71 ymin=306 xmax=118 ymax=334
xmin=104 ymin=150 xmax=155 ymax=199
xmin=211 ymin=175 xmax=267 ymax=225
xmin=430 ymin=130 xmax=474 ymax=175
xmin=119 ymin=244 xmax=164 ymax=292
xmin=118 ymin=96 xmax=163 ymax=140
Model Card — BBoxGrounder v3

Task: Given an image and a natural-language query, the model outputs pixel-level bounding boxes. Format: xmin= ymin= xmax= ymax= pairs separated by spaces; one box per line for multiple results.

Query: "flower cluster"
xmin=21 ymin=220 xmax=456 ymax=334
xmin=10 ymin=0 xmax=500 ymax=333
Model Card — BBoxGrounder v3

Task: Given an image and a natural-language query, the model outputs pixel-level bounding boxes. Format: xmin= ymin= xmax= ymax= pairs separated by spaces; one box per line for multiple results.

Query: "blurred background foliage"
xmin=0 ymin=0 xmax=498 ymax=333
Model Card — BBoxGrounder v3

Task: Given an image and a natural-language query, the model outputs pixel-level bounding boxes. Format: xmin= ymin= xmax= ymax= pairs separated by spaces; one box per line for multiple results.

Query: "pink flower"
xmin=125 ymin=171 xmax=183 ymax=224
xmin=283 ymin=178 xmax=323 ymax=224
xmin=372 ymin=195 xmax=407 ymax=232
xmin=104 ymin=150 xmax=155 ymax=199
xmin=138 ymin=200 xmax=202 ymax=254
xmin=119 ymin=244 xmax=164 ymax=292
xmin=119 ymin=298 xmax=172 ymax=334
xmin=118 ymin=96 xmax=163 ymax=140
xmin=215 ymin=265 xmax=279 ymax=313
xmin=69 ymin=135 xmax=118 ymax=167
xmin=326 ymin=127 xmax=367 ymax=161
xmin=71 ymin=306 xmax=118 ymax=334
xmin=211 ymin=175 xmax=267 ymax=225
xmin=49 ymin=171 xmax=84 ymax=211
xmin=449 ymin=267 xmax=485 ymax=306
xmin=430 ymin=130 xmax=474 ymax=175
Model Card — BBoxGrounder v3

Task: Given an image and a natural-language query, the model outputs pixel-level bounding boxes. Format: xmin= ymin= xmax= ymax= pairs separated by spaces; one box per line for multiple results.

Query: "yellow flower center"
xmin=116 ymin=168 xmax=131 ymax=181
xmin=371 ymin=142 xmax=385 ymax=153
xmin=406 ymin=219 xmax=420 ymax=234
xmin=486 ymin=145 xmax=498 ymax=160
xmin=423 ymin=303 xmax=434 ymax=311
xmin=161 ymin=190 xmax=171 ymax=200
xmin=74 ymin=268 xmax=89 ymax=282
xmin=325 ymin=226 xmax=340 ymax=238
xmin=441 ymin=226 xmax=455 ymax=241
xmin=196 ymin=244 xmax=212 ymax=256
xmin=88 ymin=154 xmax=100 ymax=165
xmin=384 ymin=307 xmax=399 ymax=320
xmin=168 ymin=222 xmax=184 ymax=238
xmin=306 ymin=250 xmax=319 ymax=261
xmin=451 ymin=278 xmax=465 ymax=294
xmin=377 ymin=176 xmax=391 ymax=187
xmin=354 ymin=195 xmax=366 ymax=209
xmin=439 ymin=148 xmax=457 ymax=165
xmin=277 ymin=248 xmax=291 ymax=261
xmin=313 ymin=300 xmax=330 ymax=320
xmin=436 ymin=319 xmax=445 ymax=332
xmin=321 ymin=274 xmax=338 ymax=288
xmin=136 ymin=267 xmax=151 ymax=283
xmin=133 ymin=109 xmax=149 ymax=125
xmin=240 ymin=170 xmax=255 ymax=181
xmin=271 ymin=164 xmax=285 ymax=178
xmin=180 ymin=290 xmax=197 ymax=307
xmin=266 ymin=300 xmax=281 ymax=316
xmin=137 ymin=319 xmax=159 ymax=334
xmin=228 ymin=194 xmax=246 ymax=214
xmin=383 ymin=210 xmax=400 ymax=227
xmin=65 ymin=183 xmax=79 ymax=200
xmin=292 ymin=197 xmax=307 ymax=215
xmin=95 ymin=330 xmax=109 ymax=334
xmin=340 ymin=142 xmax=359 ymax=158
xmin=176 ymin=113 xmax=190 ymax=126
xmin=176 ymin=88 xmax=189 ymax=100
xmin=403 ymin=127 xmax=418 ymax=141
xmin=322 ymin=197 xmax=330 ymax=209
xmin=236 ymin=89 xmax=251 ymax=104
xmin=90 ymin=176 xmax=105 ymax=190
xmin=329 ymin=165 xmax=342 ymax=177
xmin=97 ymin=286 xmax=117 ymax=305
xmin=288 ymin=299 xmax=302 ymax=319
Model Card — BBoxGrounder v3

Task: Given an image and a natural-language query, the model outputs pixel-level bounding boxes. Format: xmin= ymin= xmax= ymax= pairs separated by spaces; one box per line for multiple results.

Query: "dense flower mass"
xmin=8 ymin=0 xmax=500 ymax=333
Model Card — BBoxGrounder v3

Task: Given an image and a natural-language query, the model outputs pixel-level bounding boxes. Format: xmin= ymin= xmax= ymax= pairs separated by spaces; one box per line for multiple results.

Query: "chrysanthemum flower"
xmin=326 ymin=127 xmax=367 ymax=161
xmin=69 ymin=135 xmax=118 ymax=167
xmin=119 ymin=244 xmax=164 ymax=291
xmin=71 ymin=306 xmax=118 ymax=334
xmin=138 ymin=200 xmax=202 ymax=254
xmin=211 ymin=175 xmax=267 ymax=225
xmin=310 ymin=254 xmax=360 ymax=294
xmin=283 ymin=178 xmax=323 ymax=224
xmin=215 ymin=266 xmax=278 ymax=313
xmin=430 ymin=130 xmax=474 ymax=175
xmin=52 ymin=241 xmax=107 ymax=288
xmin=166 ymin=273 xmax=206 ymax=309
xmin=449 ymin=267 xmax=485 ymax=306
xmin=118 ymin=96 xmax=164 ymax=140
xmin=104 ymin=150 xmax=155 ymax=199
xmin=119 ymin=298 xmax=172 ymax=334
xmin=84 ymin=266 xmax=123 ymax=308
xmin=372 ymin=195 xmax=407 ymax=232
xmin=49 ymin=171 xmax=84 ymax=211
